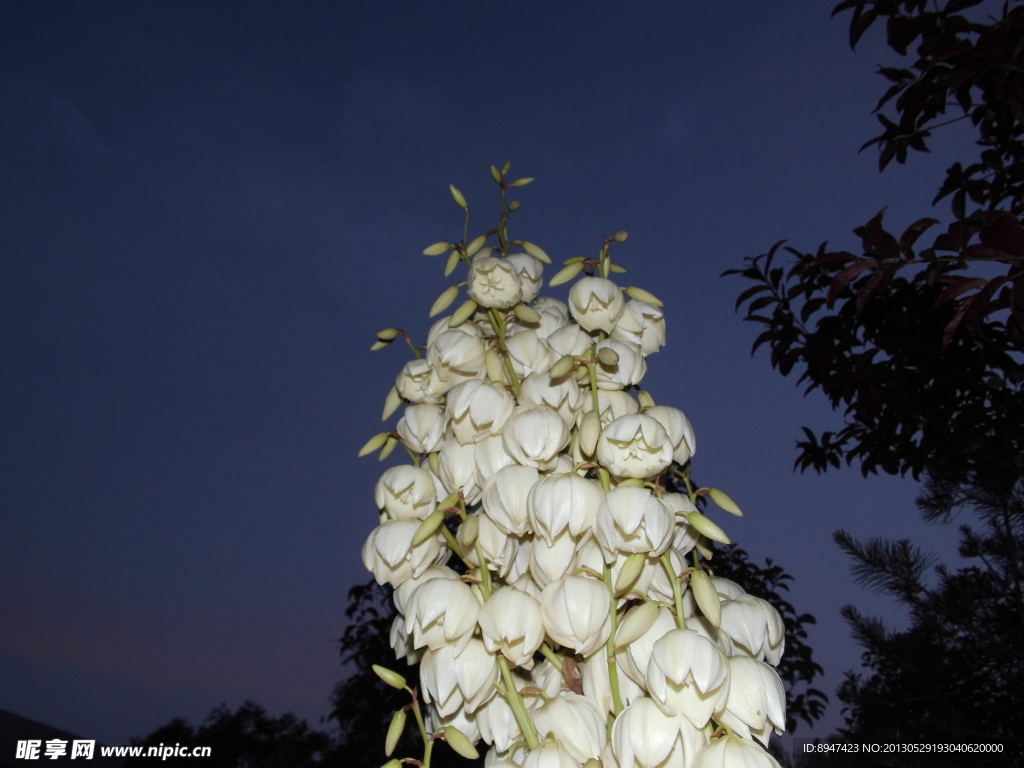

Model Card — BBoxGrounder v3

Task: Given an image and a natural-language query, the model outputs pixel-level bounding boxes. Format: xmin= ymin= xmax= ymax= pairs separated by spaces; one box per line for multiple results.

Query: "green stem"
xmin=404 ymin=446 xmax=421 ymax=467
xmin=603 ymin=563 xmax=624 ymax=714
xmin=439 ymin=525 xmax=474 ymax=570
xmin=539 ymin=643 xmax=564 ymax=671
xmin=473 ymin=540 xmax=493 ymax=598
xmin=423 ymin=736 xmax=434 ymax=768
xmin=403 ymin=334 xmax=422 ymax=359
xmin=661 ymin=553 xmax=687 ymax=630
xmin=587 ymin=357 xmax=601 ymax=414
xmin=488 ymin=307 xmax=521 ymax=398
xmin=498 ymin=656 xmax=540 ymax=749
xmin=409 ymin=695 xmax=429 ymax=749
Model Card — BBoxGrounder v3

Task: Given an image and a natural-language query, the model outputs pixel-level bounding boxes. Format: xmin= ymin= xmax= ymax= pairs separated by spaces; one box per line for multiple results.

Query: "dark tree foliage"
xmin=125 ymin=702 xmax=334 ymax=768
xmin=727 ymin=0 xmax=1024 ymax=762
xmin=331 ymin=541 xmax=826 ymax=768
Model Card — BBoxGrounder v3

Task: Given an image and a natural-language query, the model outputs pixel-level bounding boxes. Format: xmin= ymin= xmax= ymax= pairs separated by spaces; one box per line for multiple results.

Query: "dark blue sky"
xmin=1 ymin=1 xmax=974 ymax=744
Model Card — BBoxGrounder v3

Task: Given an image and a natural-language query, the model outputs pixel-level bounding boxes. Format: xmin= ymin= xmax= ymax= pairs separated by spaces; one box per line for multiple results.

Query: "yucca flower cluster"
xmin=360 ymin=165 xmax=786 ymax=768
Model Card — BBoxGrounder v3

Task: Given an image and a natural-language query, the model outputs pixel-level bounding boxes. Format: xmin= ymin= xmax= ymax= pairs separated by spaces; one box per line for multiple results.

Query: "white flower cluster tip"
xmin=362 ymin=169 xmax=785 ymax=768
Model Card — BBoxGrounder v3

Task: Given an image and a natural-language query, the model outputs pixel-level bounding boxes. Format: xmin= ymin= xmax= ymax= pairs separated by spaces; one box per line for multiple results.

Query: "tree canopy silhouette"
xmin=728 ymin=1 xmax=1024 ymax=763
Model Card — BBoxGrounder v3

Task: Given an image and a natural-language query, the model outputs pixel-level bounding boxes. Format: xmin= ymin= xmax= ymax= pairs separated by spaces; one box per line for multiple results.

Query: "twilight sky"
xmin=1 ymin=1 xmax=975 ymax=746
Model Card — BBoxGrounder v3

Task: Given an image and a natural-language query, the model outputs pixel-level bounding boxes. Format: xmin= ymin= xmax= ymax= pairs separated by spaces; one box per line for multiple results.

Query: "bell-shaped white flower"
xmin=448 ymin=379 xmax=516 ymax=445
xmin=476 ymin=686 xmax=522 ymax=753
xmin=647 ymin=548 xmax=688 ymax=604
xmin=465 ymin=513 xmax=521 ymax=578
xmin=394 ymin=563 xmax=459 ymax=614
xmin=375 ymin=465 xmax=442 ymax=521
xmin=502 ymin=405 xmax=570 ymax=470
xmin=532 ymin=693 xmax=606 ymax=763
xmin=395 ymin=358 xmax=448 ymax=403
xmin=506 ymin=536 xmax=533 ymax=583
xmin=593 ymin=339 xmax=646 ymax=391
xmin=645 ymin=628 xmax=730 ymax=727
xmin=397 ymin=404 xmax=447 ymax=454
xmin=714 ymin=656 xmax=786 ymax=746
xmin=719 ymin=594 xmax=785 ymax=665
xmin=529 ymin=529 xmax=579 ymax=587
xmin=546 ymin=321 xmax=595 ymax=360
xmin=580 ymin=645 xmax=645 ymax=715
xmin=522 ymin=742 xmax=582 ymax=768
xmin=510 ymin=572 xmax=544 ymax=600
xmin=390 ymin=613 xmax=422 ymax=664
xmin=569 ymin=277 xmax=626 ymax=333
xmin=362 ymin=520 xmax=446 ymax=587
xmin=616 ymin=605 xmax=677 ymax=687
xmin=506 ymin=253 xmax=545 ymax=303
xmin=578 ymin=389 xmax=639 ymax=428
xmin=437 ymin=436 xmax=484 ymax=505
xmin=428 ymin=328 xmax=487 ymax=385
xmin=468 ymin=256 xmax=524 ymax=308
xmin=510 ymin=296 xmax=570 ymax=338
xmin=407 ymin=576 xmax=482 ymax=651
xmin=428 ymin=314 xmax=482 ymax=344
xmin=528 ymin=473 xmax=605 ymax=545
xmin=691 ymin=735 xmax=782 ymax=768
xmin=505 ymin=330 xmax=554 ymax=379
xmin=482 ymin=464 xmax=538 ymax=536
xmin=596 ymin=414 xmax=674 ymax=479
xmin=594 ymin=486 xmax=674 ymax=561
xmin=476 ymin=434 xmax=517 ymax=484
xmin=478 ymin=586 xmax=545 ymax=667
xmin=519 ymin=371 xmax=584 ymax=427
xmin=421 ymin=638 xmax=499 ymax=716
xmin=611 ymin=697 xmax=683 ymax=768
xmin=540 ymin=576 xmax=611 ymax=657
xmin=644 ymin=406 xmax=696 ymax=464
xmin=611 ymin=300 xmax=666 ymax=356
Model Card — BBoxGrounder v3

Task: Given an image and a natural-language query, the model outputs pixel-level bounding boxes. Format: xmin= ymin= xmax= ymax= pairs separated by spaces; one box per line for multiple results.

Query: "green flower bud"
xmin=444 ymin=250 xmax=461 ymax=277
xmin=689 ymin=569 xmax=721 ymax=627
xmin=578 ymin=410 xmax=601 ymax=456
xmin=412 ymin=508 xmax=444 ymax=546
xmin=378 ymin=435 xmax=399 ymax=461
xmin=686 ymin=512 xmax=731 ymax=545
xmin=377 ymin=328 xmax=401 ymax=341
xmin=423 ymin=241 xmax=451 ymax=256
xmin=501 ymin=160 xmax=512 ymax=173
xmin=509 ymin=177 xmax=534 ymax=187
xmin=372 ymin=664 xmax=407 ymax=689
xmin=448 ymin=299 xmax=478 ymax=327
xmin=467 ymin=234 xmax=488 ymax=257
xmin=521 ymin=240 xmax=551 ymax=264
xmin=549 ymin=353 xmax=577 ymax=380
xmin=613 ymin=230 xmax=629 ymax=243
xmin=456 ymin=515 xmax=479 ymax=553
xmin=443 ymin=727 xmax=479 ymax=760
xmin=449 ymin=184 xmax=468 ymax=209
xmin=609 ymin=263 xmax=627 ymax=273
xmin=429 ymin=285 xmax=459 ymax=317
xmin=358 ymin=432 xmax=389 ymax=457
xmin=382 ymin=386 xmax=402 ymax=421
xmin=485 ymin=348 xmax=505 ymax=383
xmin=370 ymin=340 xmax=389 ymax=351
xmin=507 ymin=200 xmax=521 ymax=211
xmin=597 ymin=347 xmax=620 ymax=367
xmin=490 ymin=165 xmax=502 ymax=183
xmin=616 ymin=599 xmax=660 ymax=647
xmin=385 ymin=710 xmax=406 ymax=756
xmin=624 ymin=286 xmax=664 ymax=308
xmin=549 ymin=261 xmax=584 ymax=287
xmin=708 ymin=487 xmax=743 ymax=517
xmin=514 ymin=303 xmax=541 ymax=323
xmin=563 ymin=256 xmax=586 ymax=265
xmin=615 ymin=552 xmax=647 ymax=595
